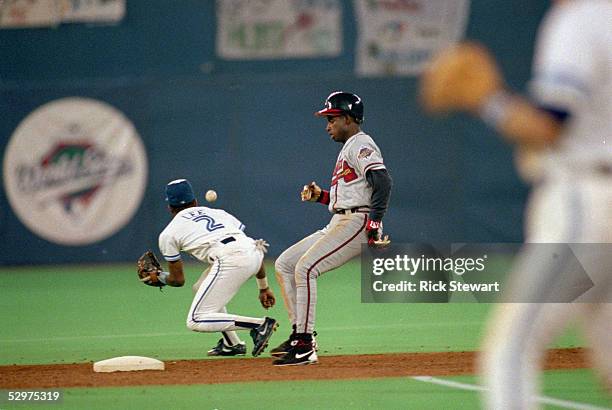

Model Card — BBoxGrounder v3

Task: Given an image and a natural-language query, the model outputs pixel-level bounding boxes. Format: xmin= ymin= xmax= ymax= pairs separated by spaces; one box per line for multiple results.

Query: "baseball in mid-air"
xmin=205 ymin=190 xmax=218 ymax=203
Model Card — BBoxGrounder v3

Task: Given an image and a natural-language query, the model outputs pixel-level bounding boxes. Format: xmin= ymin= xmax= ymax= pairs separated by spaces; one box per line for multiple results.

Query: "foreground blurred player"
xmin=420 ymin=0 xmax=612 ymax=408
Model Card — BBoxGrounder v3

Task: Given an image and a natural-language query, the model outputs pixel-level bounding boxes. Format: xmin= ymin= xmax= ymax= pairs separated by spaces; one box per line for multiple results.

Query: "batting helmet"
xmin=315 ymin=91 xmax=364 ymax=123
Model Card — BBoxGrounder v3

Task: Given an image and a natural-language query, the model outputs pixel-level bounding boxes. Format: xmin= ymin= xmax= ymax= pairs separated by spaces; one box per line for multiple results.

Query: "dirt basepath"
xmin=0 ymin=348 xmax=587 ymax=389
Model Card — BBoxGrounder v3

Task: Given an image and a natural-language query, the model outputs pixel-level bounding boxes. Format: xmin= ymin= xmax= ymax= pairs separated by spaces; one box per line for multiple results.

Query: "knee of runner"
xmin=274 ymin=255 xmax=293 ymax=276
xmin=295 ymin=257 xmax=318 ymax=283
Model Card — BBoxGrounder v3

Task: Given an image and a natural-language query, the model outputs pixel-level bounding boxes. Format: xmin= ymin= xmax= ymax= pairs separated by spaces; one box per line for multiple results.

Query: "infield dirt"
xmin=0 ymin=348 xmax=587 ymax=388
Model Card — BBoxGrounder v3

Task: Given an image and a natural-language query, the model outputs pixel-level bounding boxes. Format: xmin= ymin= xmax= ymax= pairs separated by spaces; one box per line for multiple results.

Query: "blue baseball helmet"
xmin=165 ymin=179 xmax=195 ymax=207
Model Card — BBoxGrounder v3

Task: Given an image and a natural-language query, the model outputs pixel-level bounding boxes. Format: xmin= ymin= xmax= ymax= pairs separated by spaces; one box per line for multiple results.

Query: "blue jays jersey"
xmin=530 ymin=0 xmax=612 ymax=169
xmin=159 ymin=206 xmax=246 ymax=263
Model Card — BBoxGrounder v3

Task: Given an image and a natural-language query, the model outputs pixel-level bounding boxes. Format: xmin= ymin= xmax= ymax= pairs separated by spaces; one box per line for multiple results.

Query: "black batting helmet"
xmin=315 ymin=91 xmax=364 ymax=123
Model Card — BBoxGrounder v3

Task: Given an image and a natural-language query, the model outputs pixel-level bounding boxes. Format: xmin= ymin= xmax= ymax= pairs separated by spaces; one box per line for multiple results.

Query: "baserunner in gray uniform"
xmin=271 ymin=91 xmax=393 ymax=366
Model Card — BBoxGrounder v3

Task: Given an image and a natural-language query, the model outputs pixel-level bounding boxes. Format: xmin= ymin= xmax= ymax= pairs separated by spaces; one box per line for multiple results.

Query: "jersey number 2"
xmin=193 ymin=215 xmax=224 ymax=232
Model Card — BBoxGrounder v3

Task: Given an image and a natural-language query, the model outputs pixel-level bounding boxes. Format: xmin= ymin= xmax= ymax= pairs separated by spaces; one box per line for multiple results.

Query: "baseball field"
xmin=1 ymin=261 xmax=610 ymax=410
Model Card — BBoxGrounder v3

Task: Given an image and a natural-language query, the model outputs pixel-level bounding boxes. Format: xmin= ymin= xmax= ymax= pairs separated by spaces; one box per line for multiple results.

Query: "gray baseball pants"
xmin=275 ymin=212 xmax=368 ymax=334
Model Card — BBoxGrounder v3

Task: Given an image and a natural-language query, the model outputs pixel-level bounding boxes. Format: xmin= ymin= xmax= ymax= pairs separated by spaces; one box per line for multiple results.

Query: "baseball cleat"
xmin=269 ymin=338 xmax=293 ymax=357
xmin=270 ymin=331 xmax=318 ymax=357
xmin=207 ymin=339 xmax=246 ymax=357
xmin=250 ymin=317 xmax=278 ymax=357
xmin=273 ymin=339 xmax=318 ymax=366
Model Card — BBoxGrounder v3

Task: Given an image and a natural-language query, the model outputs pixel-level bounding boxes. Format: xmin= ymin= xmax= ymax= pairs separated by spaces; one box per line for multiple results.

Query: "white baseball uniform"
xmin=275 ymin=131 xmax=386 ymax=334
xmin=329 ymin=132 xmax=386 ymax=210
xmin=159 ymin=206 xmax=266 ymax=345
xmin=480 ymin=1 xmax=612 ymax=408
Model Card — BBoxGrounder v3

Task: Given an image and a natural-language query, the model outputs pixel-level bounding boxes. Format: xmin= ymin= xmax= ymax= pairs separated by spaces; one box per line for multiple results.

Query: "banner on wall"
xmin=0 ymin=0 xmax=125 ymax=28
xmin=61 ymin=0 xmax=125 ymax=23
xmin=354 ymin=0 xmax=470 ymax=76
xmin=2 ymin=98 xmax=147 ymax=246
xmin=216 ymin=0 xmax=342 ymax=59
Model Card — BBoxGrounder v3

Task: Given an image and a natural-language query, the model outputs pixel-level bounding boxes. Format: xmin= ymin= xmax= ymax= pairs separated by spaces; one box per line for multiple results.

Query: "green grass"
xmin=0 ymin=261 xmax=584 ymax=365
xmin=1 ymin=261 xmax=602 ymax=410
xmin=445 ymin=370 xmax=611 ymax=409
xmin=9 ymin=370 xmax=607 ymax=410
xmin=57 ymin=377 xmax=482 ymax=410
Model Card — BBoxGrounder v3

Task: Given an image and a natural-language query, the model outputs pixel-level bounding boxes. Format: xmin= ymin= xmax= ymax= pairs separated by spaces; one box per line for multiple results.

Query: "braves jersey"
xmin=159 ymin=206 xmax=246 ymax=263
xmin=529 ymin=0 xmax=612 ymax=169
xmin=329 ymin=131 xmax=386 ymax=211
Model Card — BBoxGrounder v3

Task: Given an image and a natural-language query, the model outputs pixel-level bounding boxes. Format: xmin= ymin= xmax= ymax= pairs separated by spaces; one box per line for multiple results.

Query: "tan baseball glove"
xmin=420 ymin=42 xmax=503 ymax=113
xmin=300 ymin=181 xmax=322 ymax=202
xmin=137 ymin=250 xmax=164 ymax=287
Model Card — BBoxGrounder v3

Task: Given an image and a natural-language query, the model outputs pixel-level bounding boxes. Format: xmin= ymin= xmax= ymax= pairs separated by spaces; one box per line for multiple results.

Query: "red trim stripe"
xmin=315 ymin=108 xmax=344 ymax=117
xmin=304 ymin=214 xmax=368 ymax=333
xmin=333 ymin=184 xmax=338 ymax=208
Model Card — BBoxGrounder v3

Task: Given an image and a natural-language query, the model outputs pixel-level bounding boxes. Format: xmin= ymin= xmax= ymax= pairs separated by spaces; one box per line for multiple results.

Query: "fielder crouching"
xmin=140 ymin=178 xmax=278 ymax=358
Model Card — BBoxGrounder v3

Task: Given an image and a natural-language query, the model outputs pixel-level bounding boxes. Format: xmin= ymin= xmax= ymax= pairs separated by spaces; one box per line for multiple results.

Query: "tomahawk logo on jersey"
xmin=331 ymin=160 xmax=358 ymax=185
xmin=329 ymin=132 xmax=386 ymax=211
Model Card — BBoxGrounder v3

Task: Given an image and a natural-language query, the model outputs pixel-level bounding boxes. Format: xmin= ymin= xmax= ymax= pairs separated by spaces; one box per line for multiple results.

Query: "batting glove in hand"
xmin=366 ymin=219 xmax=391 ymax=248
xmin=300 ymin=181 xmax=322 ymax=202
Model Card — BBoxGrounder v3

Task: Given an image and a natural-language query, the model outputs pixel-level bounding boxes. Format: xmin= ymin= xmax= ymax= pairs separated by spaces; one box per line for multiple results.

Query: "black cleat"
xmin=207 ymin=339 xmax=246 ymax=357
xmin=270 ymin=337 xmax=294 ymax=357
xmin=250 ymin=317 xmax=278 ymax=356
xmin=273 ymin=339 xmax=318 ymax=366
xmin=270 ymin=331 xmax=318 ymax=357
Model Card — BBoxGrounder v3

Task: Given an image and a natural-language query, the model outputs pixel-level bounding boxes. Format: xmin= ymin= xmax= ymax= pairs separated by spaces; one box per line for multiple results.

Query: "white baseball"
xmin=205 ymin=190 xmax=218 ymax=202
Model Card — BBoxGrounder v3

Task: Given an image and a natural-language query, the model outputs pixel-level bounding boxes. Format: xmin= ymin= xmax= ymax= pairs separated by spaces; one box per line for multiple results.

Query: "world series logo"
xmin=3 ymin=97 xmax=148 ymax=246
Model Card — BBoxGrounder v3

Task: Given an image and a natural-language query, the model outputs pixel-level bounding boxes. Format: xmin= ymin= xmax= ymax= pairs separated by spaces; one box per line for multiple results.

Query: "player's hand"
xmin=365 ymin=219 xmax=381 ymax=246
xmin=419 ymin=41 xmax=503 ymax=113
xmin=300 ymin=181 xmax=322 ymax=202
xmin=259 ymin=288 xmax=276 ymax=309
xmin=366 ymin=219 xmax=391 ymax=248
xmin=137 ymin=250 xmax=165 ymax=287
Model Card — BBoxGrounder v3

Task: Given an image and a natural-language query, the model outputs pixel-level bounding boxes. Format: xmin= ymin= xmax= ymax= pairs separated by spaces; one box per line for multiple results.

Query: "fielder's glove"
xmin=366 ymin=219 xmax=391 ymax=249
xmin=137 ymin=250 xmax=165 ymax=287
xmin=419 ymin=41 xmax=503 ymax=113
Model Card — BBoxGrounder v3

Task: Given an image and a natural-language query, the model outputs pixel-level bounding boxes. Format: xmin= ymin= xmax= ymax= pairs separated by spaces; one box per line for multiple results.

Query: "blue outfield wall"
xmin=0 ymin=1 xmax=548 ymax=264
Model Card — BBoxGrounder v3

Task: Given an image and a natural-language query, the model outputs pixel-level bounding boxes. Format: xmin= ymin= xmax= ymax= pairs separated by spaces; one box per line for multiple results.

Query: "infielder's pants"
xmin=479 ymin=174 xmax=612 ymax=409
xmin=186 ymin=239 xmax=265 ymax=335
xmin=275 ymin=213 xmax=368 ymax=334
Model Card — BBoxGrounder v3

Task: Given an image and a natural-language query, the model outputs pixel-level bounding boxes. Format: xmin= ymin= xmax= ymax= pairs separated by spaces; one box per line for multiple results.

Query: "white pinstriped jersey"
xmin=529 ymin=0 xmax=612 ymax=170
xmin=159 ymin=206 xmax=246 ymax=263
xmin=328 ymin=131 xmax=386 ymax=211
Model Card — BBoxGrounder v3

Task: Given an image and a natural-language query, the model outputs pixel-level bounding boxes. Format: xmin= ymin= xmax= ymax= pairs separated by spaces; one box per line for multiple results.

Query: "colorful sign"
xmin=355 ymin=0 xmax=470 ymax=76
xmin=3 ymin=98 xmax=147 ymax=245
xmin=0 ymin=0 xmax=125 ymax=28
xmin=217 ymin=0 xmax=342 ymax=59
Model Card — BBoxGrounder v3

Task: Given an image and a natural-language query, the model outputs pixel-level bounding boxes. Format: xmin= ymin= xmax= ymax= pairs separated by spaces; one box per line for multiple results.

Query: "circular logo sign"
xmin=3 ymin=97 xmax=148 ymax=246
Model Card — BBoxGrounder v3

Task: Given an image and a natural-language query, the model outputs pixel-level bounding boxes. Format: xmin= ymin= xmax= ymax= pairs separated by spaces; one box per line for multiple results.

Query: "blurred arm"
xmin=479 ymin=92 xmax=565 ymax=149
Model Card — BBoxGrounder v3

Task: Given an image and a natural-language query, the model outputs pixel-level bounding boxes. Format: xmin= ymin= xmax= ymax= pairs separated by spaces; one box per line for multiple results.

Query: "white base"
xmin=93 ymin=356 xmax=165 ymax=373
